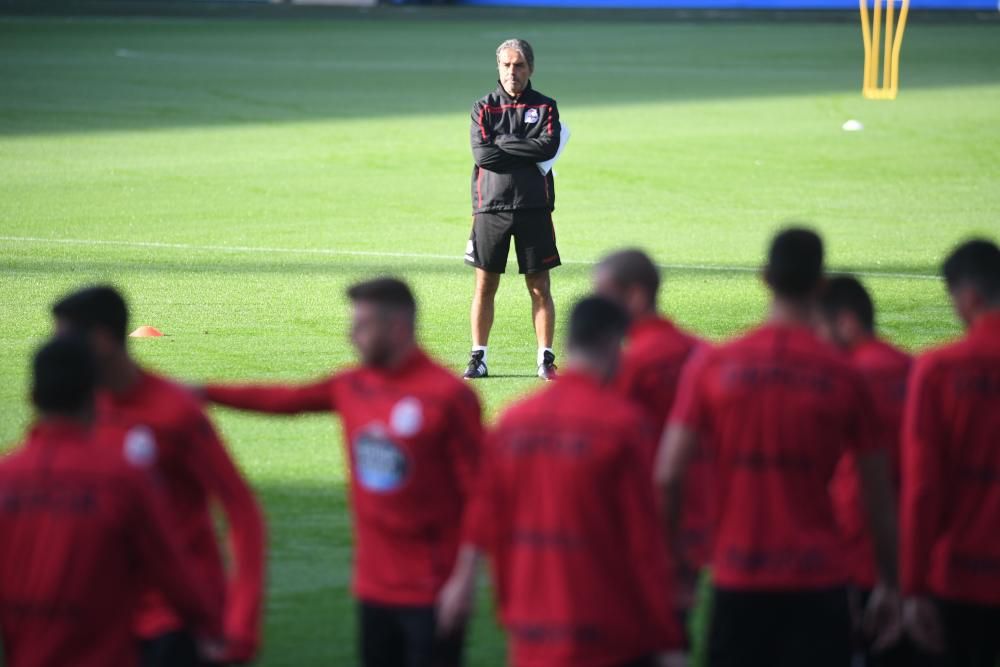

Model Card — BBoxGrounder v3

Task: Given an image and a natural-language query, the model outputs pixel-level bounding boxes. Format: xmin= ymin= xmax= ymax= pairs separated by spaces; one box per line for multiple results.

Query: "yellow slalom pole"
xmin=860 ymin=0 xmax=873 ymax=96
xmin=889 ymin=0 xmax=911 ymax=97
xmin=871 ymin=0 xmax=883 ymax=96
xmin=883 ymin=0 xmax=895 ymax=96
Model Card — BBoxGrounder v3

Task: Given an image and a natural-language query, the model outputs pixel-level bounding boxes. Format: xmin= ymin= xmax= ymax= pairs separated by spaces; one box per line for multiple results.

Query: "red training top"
xmin=669 ymin=322 xmax=878 ymax=591
xmin=829 ymin=337 xmax=911 ymax=590
xmin=617 ymin=315 xmax=714 ymax=567
xmin=0 ymin=421 xmax=222 ymax=667
xmin=205 ymin=348 xmax=482 ymax=607
xmin=468 ymin=371 xmax=684 ymax=667
xmin=901 ymin=311 xmax=1000 ymax=605
xmin=95 ymin=370 xmax=266 ymax=661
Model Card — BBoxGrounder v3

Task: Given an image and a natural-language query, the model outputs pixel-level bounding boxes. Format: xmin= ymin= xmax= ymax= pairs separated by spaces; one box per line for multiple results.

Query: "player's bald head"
xmin=594 ymin=248 xmax=660 ymax=307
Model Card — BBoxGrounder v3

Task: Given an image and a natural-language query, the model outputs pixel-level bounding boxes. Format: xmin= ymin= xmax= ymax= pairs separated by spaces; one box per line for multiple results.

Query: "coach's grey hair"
xmin=496 ymin=39 xmax=534 ymax=71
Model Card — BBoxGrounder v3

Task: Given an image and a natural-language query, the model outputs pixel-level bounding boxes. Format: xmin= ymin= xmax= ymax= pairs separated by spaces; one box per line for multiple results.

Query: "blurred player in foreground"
xmin=593 ymin=248 xmax=712 ymax=618
xmin=901 ymin=239 xmax=1000 ymax=667
xmin=199 ymin=278 xmax=483 ymax=667
xmin=0 ymin=337 xmax=223 ymax=667
xmin=438 ymin=296 xmax=687 ymax=667
xmin=657 ymin=228 xmax=900 ymax=667
xmin=817 ymin=275 xmax=912 ymax=667
xmin=53 ymin=286 xmax=266 ymax=666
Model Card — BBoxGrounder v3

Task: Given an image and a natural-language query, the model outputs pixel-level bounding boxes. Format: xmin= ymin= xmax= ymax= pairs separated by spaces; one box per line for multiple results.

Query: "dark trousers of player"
xmin=853 ymin=588 xmax=916 ymax=667
xmin=907 ymin=598 xmax=1000 ymax=667
xmin=708 ymin=587 xmax=852 ymax=667
xmin=359 ymin=601 xmax=465 ymax=667
xmin=140 ymin=630 xmax=225 ymax=667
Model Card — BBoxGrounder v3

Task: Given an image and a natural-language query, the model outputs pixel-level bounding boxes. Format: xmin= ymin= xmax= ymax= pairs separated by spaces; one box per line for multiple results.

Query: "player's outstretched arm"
xmin=201 ymin=377 xmax=335 ymax=414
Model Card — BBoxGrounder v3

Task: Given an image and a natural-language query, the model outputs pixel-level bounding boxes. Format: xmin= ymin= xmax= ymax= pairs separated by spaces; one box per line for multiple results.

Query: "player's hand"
xmin=197 ymin=637 xmax=229 ymax=664
xmin=436 ymin=571 xmax=475 ymax=637
xmin=220 ymin=635 xmax=257 ymax=664
xmin=656 ymin=650 xmax=688 ymax=667
xmin=863 ymin=583 xmax=903 ymax=651
xmin=903 ymin=596 xmax=945 ymax=654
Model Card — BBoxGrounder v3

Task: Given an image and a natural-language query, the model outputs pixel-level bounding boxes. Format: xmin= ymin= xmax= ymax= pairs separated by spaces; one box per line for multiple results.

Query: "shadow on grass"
xmin=0 ymin=10 xmax=997 ymax=137
xmin=2 ymin=250 xmax=941 ymax=280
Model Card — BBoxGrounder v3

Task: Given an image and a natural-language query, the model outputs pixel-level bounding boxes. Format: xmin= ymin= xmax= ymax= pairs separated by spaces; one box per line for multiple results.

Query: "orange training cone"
xmin=129 ymin=326 xmax=164 ymax=338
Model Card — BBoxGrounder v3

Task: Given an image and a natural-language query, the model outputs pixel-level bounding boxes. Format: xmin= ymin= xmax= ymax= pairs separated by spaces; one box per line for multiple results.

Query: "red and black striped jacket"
xmin=470 ymin=81 xmax=561 ymax=215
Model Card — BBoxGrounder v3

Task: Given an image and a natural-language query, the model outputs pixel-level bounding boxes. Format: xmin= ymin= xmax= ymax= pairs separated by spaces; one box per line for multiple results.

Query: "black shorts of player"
xmin=359 ymin=600 xmax=466 ymax=667
xmin=465 ymin=209 xmax=561 ymax=275
xmin=708 ymin=586 xmax=852 ymax=667
xmin=140 ymin=630 xmax=226 ymax=667
xmin=902 ymin=597 xmax=1000 ymax=667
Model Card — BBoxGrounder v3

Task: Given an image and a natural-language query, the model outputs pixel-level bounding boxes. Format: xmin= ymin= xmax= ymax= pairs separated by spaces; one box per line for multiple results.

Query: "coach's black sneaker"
xmin=463 ymin=350 xmax=488 ymax=380
xmin=537 ymin=350 xmax=558 ymax=382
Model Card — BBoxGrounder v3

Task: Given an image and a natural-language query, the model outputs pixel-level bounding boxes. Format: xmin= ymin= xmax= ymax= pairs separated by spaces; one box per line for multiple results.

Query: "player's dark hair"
xmin=568 ymin=296 xmax=630 ymax=351
xmin=818 ymin=275 xmax=875 ymax=333
xmin=596 ymin=248 xmax=660 ymax=304
xmin=764 ymin=227 xmax=824 ymax=300
xmin=51 ymin=285 xmax=129 ymax=344
xmin=347 ymin=277 xmax=417 ymax=320
xmin=31 ymin=336 xmax=97 ymax=415
xmin=942 ymin=239 xmax=1000 ymax=303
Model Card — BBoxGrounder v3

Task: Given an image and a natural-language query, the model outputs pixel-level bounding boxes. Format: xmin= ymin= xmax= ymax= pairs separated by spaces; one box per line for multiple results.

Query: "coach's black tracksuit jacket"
xmin=470 ymin=81 xmax=561 ymax=215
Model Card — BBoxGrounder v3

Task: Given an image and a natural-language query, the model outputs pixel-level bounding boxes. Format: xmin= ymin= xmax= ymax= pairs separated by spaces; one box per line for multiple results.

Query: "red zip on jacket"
xmin=95 ymin=370 xmax=266 ymax=661
xmin=0 ymin=421 xmax=222 ymax=667
xmin=901 ymin=312 xmax=1000 ymax=604
xmin=205 ymin=348 xmax=482 ymax=607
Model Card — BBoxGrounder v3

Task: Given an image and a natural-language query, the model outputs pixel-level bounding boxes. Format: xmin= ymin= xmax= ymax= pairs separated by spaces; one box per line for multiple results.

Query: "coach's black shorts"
xmin=708 ymin=586 xmax=852 ymax=667
xmin=359 ymin=600 xmax=466 ymax=667
xmin=464 ymin=209 xmax=561 ymax=275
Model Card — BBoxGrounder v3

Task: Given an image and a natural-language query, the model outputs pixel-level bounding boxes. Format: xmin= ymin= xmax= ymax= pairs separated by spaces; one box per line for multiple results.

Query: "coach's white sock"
xmin=537 ymin=347 xmax=553 ymax=366
xmin=472 ymin=345 xmax=488 ymax=364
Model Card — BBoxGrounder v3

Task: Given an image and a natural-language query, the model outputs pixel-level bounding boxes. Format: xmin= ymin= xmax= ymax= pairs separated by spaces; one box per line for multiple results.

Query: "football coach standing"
xmin=463 ymin=39 xmax=562 ymax=382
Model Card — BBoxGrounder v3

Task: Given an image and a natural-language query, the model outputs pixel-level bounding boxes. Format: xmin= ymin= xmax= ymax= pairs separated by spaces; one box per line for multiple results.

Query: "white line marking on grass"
xmin=0 ymin=235 xmax=458 ymax=261
xmin=0 ymin=235 xmax=940 ymax=281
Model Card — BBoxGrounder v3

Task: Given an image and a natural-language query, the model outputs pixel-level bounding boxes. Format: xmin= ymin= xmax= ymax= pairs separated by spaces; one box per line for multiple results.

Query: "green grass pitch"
xmin=1 ymin=10 xmax=998 ymax=665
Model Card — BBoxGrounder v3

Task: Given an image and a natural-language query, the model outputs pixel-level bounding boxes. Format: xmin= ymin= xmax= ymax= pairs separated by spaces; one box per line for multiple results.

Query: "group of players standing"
xmin=2 ymin=36 xmax=999 ymax=667
xmin=1 ymin=230 xmax=998 ymax=667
